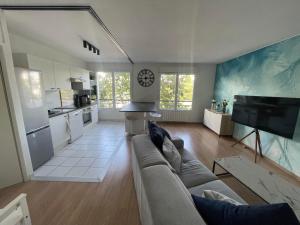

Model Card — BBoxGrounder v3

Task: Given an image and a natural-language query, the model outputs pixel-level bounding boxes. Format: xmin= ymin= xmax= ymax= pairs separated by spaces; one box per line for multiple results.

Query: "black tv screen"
xmin=232 ymin=96 xmax=300 ymax=139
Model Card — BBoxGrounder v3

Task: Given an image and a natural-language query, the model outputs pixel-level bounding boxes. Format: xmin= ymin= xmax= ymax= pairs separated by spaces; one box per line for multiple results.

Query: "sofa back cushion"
xmin=162 ymin=137 xmax=182 ymax=173
xmin=132 ymin=134 xmax=171 ymax=169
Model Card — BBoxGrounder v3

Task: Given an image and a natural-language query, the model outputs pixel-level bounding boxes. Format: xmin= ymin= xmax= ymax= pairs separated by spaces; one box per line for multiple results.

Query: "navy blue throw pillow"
xmin=191 ymin=194 xmax=300 ymax=225
xmin=148 ymin=120 xmax=156 ymax=129
xmin=148 ymin=121 xmax=171 ymax=138
xmin=149 ymin=126 xmax=164 ymax=151
xmin=148 ymin=121 xmax=171 ymax=151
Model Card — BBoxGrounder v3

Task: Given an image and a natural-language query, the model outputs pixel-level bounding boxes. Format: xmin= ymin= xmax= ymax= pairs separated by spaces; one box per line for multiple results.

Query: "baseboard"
xmin=158 ymin=121 xmax=201 ymax=124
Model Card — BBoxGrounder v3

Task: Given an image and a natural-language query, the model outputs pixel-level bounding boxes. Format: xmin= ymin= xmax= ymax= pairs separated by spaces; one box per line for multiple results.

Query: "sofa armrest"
xmin=172 ymin=137 xmax=184 ymax=151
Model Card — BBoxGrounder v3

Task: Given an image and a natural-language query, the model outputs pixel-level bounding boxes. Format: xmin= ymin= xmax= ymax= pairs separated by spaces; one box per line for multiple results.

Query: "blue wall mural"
xmin=214 ymin=35 xmax=300 ymax=176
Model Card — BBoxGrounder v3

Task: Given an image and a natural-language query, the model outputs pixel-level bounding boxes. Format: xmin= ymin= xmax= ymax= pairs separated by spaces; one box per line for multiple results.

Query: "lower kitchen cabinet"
xmin=91 ymin=104 xmax=99 ymax=124
xmin=49 ymin=114 xmax=70 ymax=152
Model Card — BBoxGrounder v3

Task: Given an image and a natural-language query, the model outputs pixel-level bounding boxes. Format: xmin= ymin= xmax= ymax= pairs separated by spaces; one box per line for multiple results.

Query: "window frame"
xmin=97 ymin=71 xmax=131 ymax=109
xmin=159 ymin=73 xmax=195 ymax=111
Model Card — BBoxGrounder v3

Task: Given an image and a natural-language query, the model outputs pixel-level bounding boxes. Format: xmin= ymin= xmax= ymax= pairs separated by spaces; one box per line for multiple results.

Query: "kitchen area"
xmin=12 ymin=53 xmax=122 ymax=182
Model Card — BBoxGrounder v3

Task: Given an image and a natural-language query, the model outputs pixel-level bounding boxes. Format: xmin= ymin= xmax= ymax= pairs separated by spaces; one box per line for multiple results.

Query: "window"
xmin=97 ymin=72 xmax=130 ymax=108
xmin=160 ymin=73 xmax=194 ymax=110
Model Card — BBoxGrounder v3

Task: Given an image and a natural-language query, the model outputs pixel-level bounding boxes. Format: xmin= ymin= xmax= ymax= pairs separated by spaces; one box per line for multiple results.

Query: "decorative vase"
xmin=211 ymin=99 xmax=216 ymax=111
xmin=222 ymin=99 xmax=228 ymax=113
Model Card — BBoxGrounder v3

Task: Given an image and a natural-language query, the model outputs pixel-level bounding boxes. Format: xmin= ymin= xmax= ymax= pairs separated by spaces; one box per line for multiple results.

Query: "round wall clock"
xmin=137 ymin=69 xmax=155 ymax=87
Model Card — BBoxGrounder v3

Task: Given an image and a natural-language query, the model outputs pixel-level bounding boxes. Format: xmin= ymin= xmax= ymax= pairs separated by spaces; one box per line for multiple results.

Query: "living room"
xmin=0 ymin=1 xmax=300 ymax=225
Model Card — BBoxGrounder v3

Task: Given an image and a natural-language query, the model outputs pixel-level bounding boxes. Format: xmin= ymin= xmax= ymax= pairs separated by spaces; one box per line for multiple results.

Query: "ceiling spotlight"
xmin=83 ymin=40 xmax=100 ymax=56
xmin=83 ymin=40 xmax=87 ymax=48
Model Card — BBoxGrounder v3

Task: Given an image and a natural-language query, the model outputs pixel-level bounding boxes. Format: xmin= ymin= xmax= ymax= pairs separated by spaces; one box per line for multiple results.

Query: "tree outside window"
xmin=97 ymin=72 xmax=130 ymax=109
xmin=160 ymin=73 xmax=194 ymax=110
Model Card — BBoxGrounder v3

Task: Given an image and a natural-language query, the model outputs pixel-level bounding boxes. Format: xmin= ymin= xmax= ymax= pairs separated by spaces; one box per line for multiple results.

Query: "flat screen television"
xmin=232 ymin=95 xmax=300 ymax=139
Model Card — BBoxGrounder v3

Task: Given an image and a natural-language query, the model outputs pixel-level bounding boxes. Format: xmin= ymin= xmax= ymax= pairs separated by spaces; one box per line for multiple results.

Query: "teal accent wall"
xmin=214 ymin=35 xmax=300 ymax=176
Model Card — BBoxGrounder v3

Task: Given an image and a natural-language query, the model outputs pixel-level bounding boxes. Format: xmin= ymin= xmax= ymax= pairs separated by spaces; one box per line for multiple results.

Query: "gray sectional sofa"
xmin=132 ymin=134 xmax=246 ymax=225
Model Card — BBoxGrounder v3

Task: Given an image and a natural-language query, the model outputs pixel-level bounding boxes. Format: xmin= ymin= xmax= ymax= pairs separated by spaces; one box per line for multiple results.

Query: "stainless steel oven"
xmin=82 ymin=107 xmax=92 ymax=126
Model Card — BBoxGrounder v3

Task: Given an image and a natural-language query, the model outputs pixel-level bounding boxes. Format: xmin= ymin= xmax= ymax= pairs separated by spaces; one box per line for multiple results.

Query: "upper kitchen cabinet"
xmin=54 ymin=62 xmax=71 ymax=90
xmin=70 ymin=67 xmax=90 ymax=90
xmin=12 ymin=53 xmax=56 ymax=90
xmin=12 ymin=53 xmax=88 ymax=91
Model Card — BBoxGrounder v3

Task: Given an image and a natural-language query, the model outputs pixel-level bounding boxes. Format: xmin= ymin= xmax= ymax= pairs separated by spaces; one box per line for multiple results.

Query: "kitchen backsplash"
xmin=45 ymin=90 xmax=61 ymax=109
xmin=60 ymin=89 xmax=74 ymax=107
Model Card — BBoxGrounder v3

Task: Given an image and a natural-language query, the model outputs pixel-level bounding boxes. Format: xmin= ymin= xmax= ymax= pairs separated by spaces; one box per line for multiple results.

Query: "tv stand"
xmin=232 ymin=128 xmax=263 ymax=163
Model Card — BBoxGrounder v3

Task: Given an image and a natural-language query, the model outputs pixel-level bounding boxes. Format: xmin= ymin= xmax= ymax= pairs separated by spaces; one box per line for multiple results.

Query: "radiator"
xmin=159 ymin=111 xmax=195 ymax=122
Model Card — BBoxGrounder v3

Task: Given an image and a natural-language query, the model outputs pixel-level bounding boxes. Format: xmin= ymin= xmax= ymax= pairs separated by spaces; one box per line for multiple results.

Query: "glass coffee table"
xmin=212 ymin=156 xmax=300 ymax=220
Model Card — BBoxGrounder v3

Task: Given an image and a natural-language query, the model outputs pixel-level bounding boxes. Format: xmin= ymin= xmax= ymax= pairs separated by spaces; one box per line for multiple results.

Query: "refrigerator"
xmin=15 ymin=67 xmax=54 ymax=170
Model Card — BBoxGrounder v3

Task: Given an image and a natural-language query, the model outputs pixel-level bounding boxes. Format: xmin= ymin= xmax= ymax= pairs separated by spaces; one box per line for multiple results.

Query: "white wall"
xmin=0 ymin=10 xmax=33 ymax=182
xmin=9 ymin=32 xmax=87 ymax=68
xmin=87 ymin=62 xmax=216 ymax=122
xmin=0 ymin=58 xmax=23 ymax=188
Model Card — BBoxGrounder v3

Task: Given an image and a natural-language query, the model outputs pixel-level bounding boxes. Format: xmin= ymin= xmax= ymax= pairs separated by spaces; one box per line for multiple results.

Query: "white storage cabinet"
xmin=203 ymin=109 xmax=234 ymax=136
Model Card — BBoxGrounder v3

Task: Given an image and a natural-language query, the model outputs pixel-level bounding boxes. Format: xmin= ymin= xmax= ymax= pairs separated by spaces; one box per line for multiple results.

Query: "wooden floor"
xmin=1 ymin=123 xmax=300 ymax=225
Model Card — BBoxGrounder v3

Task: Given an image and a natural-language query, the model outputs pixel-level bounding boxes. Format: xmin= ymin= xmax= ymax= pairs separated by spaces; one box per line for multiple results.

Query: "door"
xmin=27 ymin=126 xmax=54 ymax=170
xmin=14 ymin=67 xmax=49 ymax=133
xmin=0 ymin=63 xmax=23 ymax=188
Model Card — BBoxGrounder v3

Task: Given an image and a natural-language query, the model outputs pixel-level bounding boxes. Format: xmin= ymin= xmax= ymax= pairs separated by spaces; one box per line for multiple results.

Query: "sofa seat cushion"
xmin=141 ymin=165 xmax=206 ymax=225
xmin=132 ymin=134 xmax=170 ymax=169
xmin=179 ymin=160 xmax=218 ymax=188
xmin=189 ymin=180 xmax=247 ymax=204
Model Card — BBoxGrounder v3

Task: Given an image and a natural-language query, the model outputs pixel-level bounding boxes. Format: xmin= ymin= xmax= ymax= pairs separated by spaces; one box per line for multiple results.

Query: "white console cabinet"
xmin=203 ymin=109 xmax=234 ymax=136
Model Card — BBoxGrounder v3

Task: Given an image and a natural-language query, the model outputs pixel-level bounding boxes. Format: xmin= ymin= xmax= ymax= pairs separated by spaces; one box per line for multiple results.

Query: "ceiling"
xmin=5 ymin=11 xmax=129 ymax=63
xmin=2 ymin=0 xmax=300 ymax=64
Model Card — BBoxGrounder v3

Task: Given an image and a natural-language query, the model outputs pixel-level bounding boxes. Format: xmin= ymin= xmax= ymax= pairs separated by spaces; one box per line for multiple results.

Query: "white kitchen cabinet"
xmin=27 ymin=55 xmax=56 ymax=90
xmin=54 ymin=62 xmax=71 ymax=89
xmin=12 ymin=53 xmax=56 ymax=90
xmin=70 ymin=67 xmax=90 ymax=89
xmin=49 ymin=114 xmax=70 ymax=152
xmin=69 ymin=109 xmax=83 ymax=142
xmin=91 ymin=104 xmax=99 ymax=124
xmin=203 ymin=109 xmax=234 ymax=136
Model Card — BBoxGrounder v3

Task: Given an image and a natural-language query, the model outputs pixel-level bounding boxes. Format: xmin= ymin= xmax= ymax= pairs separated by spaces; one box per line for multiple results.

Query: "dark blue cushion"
xmin=148 ymin=121 xmax=171 ymax=138
xmin=148 ymin=121 xmax=171 ymax=151
xmin=192 ymin=194 xmax=300 ymax=225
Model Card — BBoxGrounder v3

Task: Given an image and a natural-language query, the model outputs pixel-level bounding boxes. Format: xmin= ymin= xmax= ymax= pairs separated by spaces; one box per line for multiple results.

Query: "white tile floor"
xmin=32 ymin=121 xmax=125 ymax=182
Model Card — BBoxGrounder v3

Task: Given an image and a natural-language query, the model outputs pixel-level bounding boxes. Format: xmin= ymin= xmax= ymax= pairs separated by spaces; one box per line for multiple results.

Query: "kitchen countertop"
xmin=119 ymin=101 xmax=157 ymax=112
xmin=48 ymin=102 xmax=97 ymax=118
